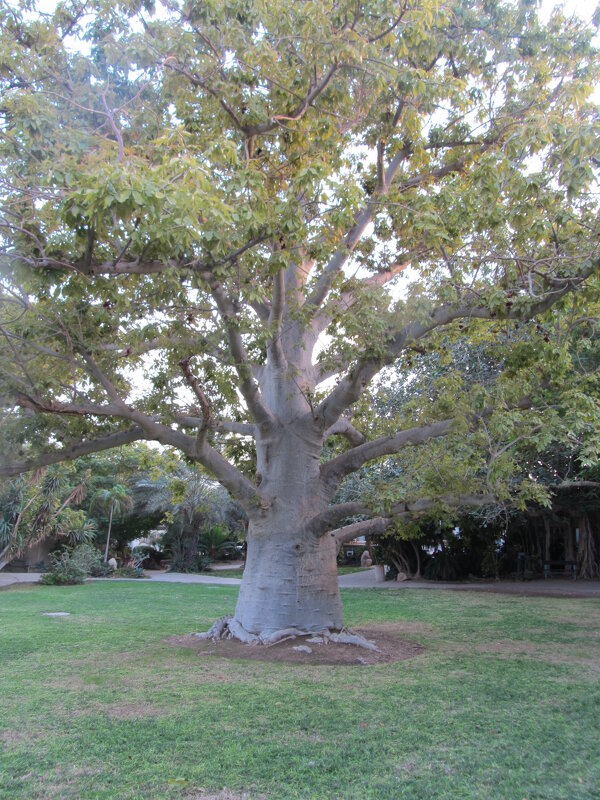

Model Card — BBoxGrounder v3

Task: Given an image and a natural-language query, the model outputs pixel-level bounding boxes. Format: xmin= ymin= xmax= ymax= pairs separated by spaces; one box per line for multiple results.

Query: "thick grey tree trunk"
xmin=229 ymin=368 xmax=345 ymax=636
xmin=234 ymin=520 xmax=342 ymax=634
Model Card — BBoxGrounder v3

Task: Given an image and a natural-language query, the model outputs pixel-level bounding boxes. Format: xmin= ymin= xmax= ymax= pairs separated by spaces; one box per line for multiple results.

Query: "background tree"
xmin=347 ymin=306 xmax=600 ymax=579
xmin=148 ymin=463 xmax=246 ymax=571
xmin=0 ymin=0 xmax=598 ymax=640
xmin=90 ymin=483 xmax=133 ymax=562
xmin=0 ymin=464 xmax=95 ymax=569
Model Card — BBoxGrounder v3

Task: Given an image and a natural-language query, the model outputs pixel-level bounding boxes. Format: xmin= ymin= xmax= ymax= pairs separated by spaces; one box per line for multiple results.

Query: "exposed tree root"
xmin=194 ymin=616 xmax=379 ymax=651
xmin=328 ymin=631 xmax=379 ymax=651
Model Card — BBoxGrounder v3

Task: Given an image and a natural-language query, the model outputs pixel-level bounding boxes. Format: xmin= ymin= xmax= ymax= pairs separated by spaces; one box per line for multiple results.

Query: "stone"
xmin=360 ymin=551 xmax=373 ymax=567
xmin=108 ymin=558 xmax=117 ymax=570
xmin=396 ymin=571 xmax=409 ymax=582
xmin=292 ymin=645 xmax=312 ymax=654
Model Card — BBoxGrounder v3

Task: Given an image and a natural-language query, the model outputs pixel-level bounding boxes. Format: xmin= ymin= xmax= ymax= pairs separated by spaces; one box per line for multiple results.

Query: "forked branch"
xmin=316 ymin=261 xmax=598 ymax=429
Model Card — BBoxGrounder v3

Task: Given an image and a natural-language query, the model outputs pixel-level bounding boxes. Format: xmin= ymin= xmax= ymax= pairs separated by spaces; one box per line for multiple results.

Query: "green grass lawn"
xmin=1 ymin=583 xmax=598 ymax=800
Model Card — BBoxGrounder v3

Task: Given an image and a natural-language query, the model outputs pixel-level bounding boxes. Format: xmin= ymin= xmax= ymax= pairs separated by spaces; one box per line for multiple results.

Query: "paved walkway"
xmin=146 ymin=571 xmax=242 ymax=585
xmin=0 ymin=572 xmax=43 ymax=588
xmin=338 ymin=569 xmax=600 ymax=597
xmin=2 ymin=568 xmax=599 ymax=597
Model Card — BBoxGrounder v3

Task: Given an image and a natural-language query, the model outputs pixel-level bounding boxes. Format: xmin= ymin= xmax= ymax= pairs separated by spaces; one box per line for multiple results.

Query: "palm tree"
xmin=198 ymin=523 xmax=242 ymax=561
xmin=0 ymin=468 xmax=92 ymax=570
xmin=91 ymin=485 xmax=133 ymax=562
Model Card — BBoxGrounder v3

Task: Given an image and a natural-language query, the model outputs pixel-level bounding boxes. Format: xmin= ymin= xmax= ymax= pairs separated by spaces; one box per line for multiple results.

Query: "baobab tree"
xmin=0 ymin=0 xmax=598 ymax=640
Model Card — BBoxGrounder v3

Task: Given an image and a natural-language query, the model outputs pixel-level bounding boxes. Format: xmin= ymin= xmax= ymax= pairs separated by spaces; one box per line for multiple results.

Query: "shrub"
xmin=113 ymin=565 xmax=146 ymax=578
xmin=423 ymin=551 xmax=459 ymax=582
xmin=70 ymin=543 xmax=103 ymax=573
xmin=40 ymin=551 xmax=86 ymax=585
xmin=131 ymin=546 xmax=165 ymax=569
xmin=89 ymin=561 xmax=114 ymax=577
xmin=69 ymin=543 xmax=114 ymax=576
xmin=168 ymin=553 xmax=212 ymax=573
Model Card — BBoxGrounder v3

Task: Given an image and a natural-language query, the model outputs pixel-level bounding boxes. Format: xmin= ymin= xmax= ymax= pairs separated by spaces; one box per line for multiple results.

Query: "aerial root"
xmin=194 ymin=617 xmax=379 ymax=651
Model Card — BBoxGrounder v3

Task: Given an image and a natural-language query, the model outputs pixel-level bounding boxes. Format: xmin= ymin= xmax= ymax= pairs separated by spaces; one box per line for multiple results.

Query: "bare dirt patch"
xmin=22 ymin=764 xmax=104 ymax=799
xmin=45 ymin=675 xmax=91 ymax=691
xmin=0 ymin=728 xmax=30 ymax=749
xmin=166 ymin=625 xmax=425 ymax=666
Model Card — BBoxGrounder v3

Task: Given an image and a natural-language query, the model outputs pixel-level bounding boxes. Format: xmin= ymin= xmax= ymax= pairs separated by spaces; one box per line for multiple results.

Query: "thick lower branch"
xmin=13 ymin=391 xmax=261 ymax=508
xmin=321 ymin=418 xmax=454 ymax=488
xmin=175 ymin=414 xmax=255 ymax=436
xmin=196 ymin=444 xmax=266 ymax=511
xmin=306 ymin=502 xmax=373 ymax=535
xmin=332 ymin=517 xmax=392 ymax=546
xmin=330 ymin=493 xmax=495 ymax=545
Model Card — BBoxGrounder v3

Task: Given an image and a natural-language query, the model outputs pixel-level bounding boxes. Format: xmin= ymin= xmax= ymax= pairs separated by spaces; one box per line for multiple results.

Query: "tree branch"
xmin=329 ymin=493 xmax=495 ymax=545
xmin=13 ymin=391 xmax=263 ymax=509
xmin=14 ymin=391 xmax=196 ymax=453
xmin=202 ymin=275 xmax=274 ymax=427
xmin=306 ymin=501 xmax=373 ymax=535
xmin=167 ymin=59 xmax=339 ymax=139
xmin=268 ymin=265 xmax=286 ymax=368
xmin=331 ymin=517 xmax=392 ymax=546
xmin=313 ymin=260 xmax=410 ymax=335
xmin=197 ymin=445 xmax=267 ymax=511
xmin=179 ymin=357 xmax=211 ymax=430
xmin=175 ymin=414 xmax=255 ymax=436
xmin=324 ymin=417 xmax=366 ymax=446
xmin=305 ymin=144 xmax=411 ymax=312
xmin=245 ymin=62 xmax=340 ymax=136
xmin=554 ymin=481 xmax=600 ymax=491
xmin=315 ymin=261 xmax=598 ymax=429
xmin=321 ymin=418 xmax=455 ymax=488
xmin=0 ymin=427 xmax=148 ymax=478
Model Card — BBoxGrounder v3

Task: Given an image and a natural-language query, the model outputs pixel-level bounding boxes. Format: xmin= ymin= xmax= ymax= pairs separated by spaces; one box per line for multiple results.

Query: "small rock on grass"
xmin=292 ymin=645 xmax=312 ymax=654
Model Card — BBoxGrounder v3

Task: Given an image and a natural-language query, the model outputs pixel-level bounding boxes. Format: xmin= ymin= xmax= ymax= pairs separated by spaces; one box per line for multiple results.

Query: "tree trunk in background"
xmin=563 ymin=521 xmax=575 ymax=563
xmin=577 ymin=514 xmax=599 ymax=579
xmin=543 ymin=516 xmax=551 ymax=563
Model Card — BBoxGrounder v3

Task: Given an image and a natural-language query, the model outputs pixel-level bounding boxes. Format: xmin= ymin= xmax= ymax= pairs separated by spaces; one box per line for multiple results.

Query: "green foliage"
xmin=90 ymin=485 xmax=133 ymax=520
xmin=113 ymin=565 xmax=145 ymax=578
xmin=0 ymin=0 xmax=598 ymax=598
xmin=69 ymin=543 xmax=113 ymax=576
xmin=0 ymin=465 xmax=96 ymax=563
xmin=0 ymin=0 xmax=597 ymax=475
xmin=422 ymin=551 xmax=459 ymax=582
xmin=198 ymin=523 xmax=242 ymax=560
xmin=167 ymin=552 xmax=212 ymax=574
xmin=40 ymin=550 xmax=87 ymax=585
